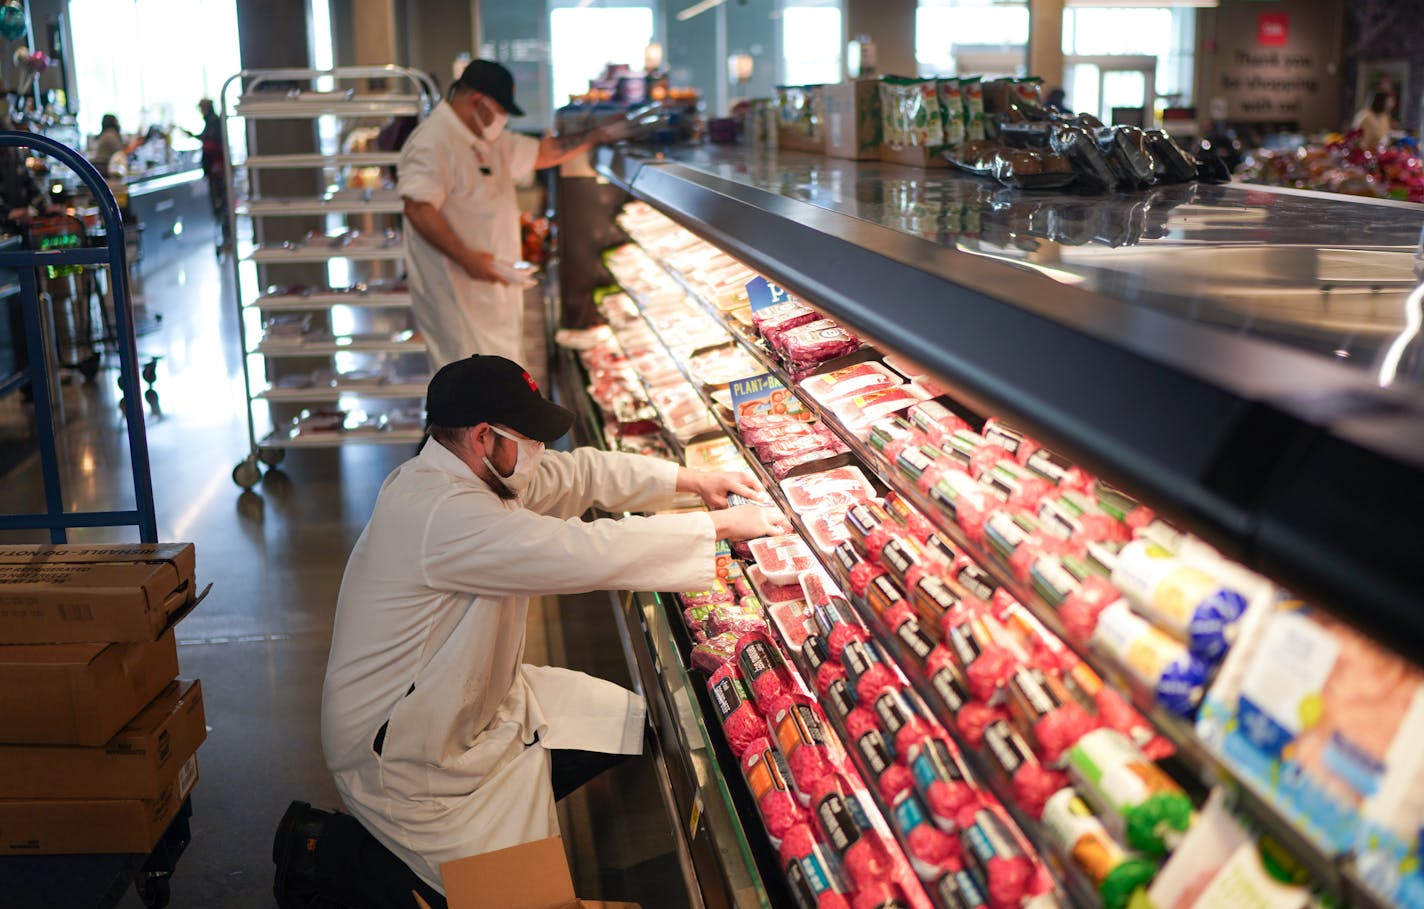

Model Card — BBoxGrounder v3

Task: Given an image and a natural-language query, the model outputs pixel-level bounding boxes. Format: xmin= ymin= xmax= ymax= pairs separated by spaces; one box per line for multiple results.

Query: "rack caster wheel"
xmin=233 ymin=457 xmax=262 ymax=490
xmin=79 ymin=353 xmax=100 ymax=382
xmin=257 ymin=447 xmax=285 ymax=467
xmin=142 ymin=359 xmax=158 ymax=386
xmin=134 ymin=874 xmax=171 ymax=908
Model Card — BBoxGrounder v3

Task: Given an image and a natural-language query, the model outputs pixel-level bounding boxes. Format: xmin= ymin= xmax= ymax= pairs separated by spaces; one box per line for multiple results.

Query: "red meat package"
xmin=691 ymin=631 xmax=739 ymax=672
xmin=768 ymin=599 xmax=814 ymax=651
xmin=750 ymin=534 xmax=818 ymax=585
xmin=707 ymin=603 xmax=768 ymax=638
xmin=905 ymin=401 xmax=971 ymax=444
xmin=735 ymin=631 xmax=798 ymax=707
xmin=742 ymin=419 xmax=819 ymax=448
xmin=741 ymin=736 xmax=808 ymax=845
xmin=907 ymin=737 xmax=979 ymax=832
xmin=805 ymin=508 xmax=855 ymax=555
xmin=708 ymin=661 xmax=765 ymax=757
xmin=767 ymin=693 xmax=838 ymax=803
xmin=749 ymin=563 xmax=807 ymax=604
xmin=759 ymin=427 xmax=845 ymax=463
xmin=781 ymin=467 xmax=877 ymax=514
xmin=772 ymin=443 xmax=851 ymax=480
xmin=890 ymin=789 xmax=963 ymax=881
xmin=810 ymin=774 xmax=895 ymax=889
xmin=754 ymin=300 xmax=822 ymax=347
xmin=778 ymin=824 xmax=855 ymax=908
xmin=778 ymin=320 xmax=863 ymax=367
xmin=800 ymin=362 xmax=904 ymax=404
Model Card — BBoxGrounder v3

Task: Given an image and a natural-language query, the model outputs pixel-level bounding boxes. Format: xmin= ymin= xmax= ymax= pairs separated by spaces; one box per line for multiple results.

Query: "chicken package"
xmin=777 ymin=320 xmax=863 ymax=368
xmin=1219 ymin=603 xmax=1424 ymax=867
xmin=800 ymin=362 xmax=905 ymax=405
xmin=781 ymin=467 xmax=877 ymax=514
xmin=750 ymin=534 xmax=819 ymax=585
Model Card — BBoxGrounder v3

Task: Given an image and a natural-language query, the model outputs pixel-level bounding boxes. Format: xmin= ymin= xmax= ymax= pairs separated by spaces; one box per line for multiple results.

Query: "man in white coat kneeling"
xmin=273 ymin=355 xmax=789 ymax=909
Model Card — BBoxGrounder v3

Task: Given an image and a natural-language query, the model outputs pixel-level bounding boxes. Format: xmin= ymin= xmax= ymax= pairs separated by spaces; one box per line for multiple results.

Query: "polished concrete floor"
xmin=0 ymin=240 xmax=690 ymax=908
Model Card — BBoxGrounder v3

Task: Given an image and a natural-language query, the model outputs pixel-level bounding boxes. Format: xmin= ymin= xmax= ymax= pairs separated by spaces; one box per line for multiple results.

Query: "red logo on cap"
xmin=522 ymin=371 xmax=538 ymax=392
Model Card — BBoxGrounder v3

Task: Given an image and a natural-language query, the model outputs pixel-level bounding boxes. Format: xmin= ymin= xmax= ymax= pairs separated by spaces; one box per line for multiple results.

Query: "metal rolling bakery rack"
xmin=219 ymin=66 xmax=439 ymax=488
xmin=608 ymin=220 xmax=1395 ymax=909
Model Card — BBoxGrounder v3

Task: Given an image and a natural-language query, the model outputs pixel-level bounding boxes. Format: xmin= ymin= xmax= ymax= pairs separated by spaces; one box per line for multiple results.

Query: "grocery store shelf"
xmin=597 ymin=144 xmax=1424 ymax=668
xmin=244 ymin=244 xmax=405 ymax=264
xmin=259 ymin=428 xmax=424 ymax=448
xmin=256 ymin=382 xmax=427 ymax=402
xmin=248 ymin=291 xmax=412 ymax=311
xmin=237 ymin=195 xmax=403 ymax=216
xmin=624 ymin=234 xmax=1398 ymax=909
xmin=240 ymin=152 xmax=401 ymax=169
xmin=253 ymin=337 xmax=424 ymax=356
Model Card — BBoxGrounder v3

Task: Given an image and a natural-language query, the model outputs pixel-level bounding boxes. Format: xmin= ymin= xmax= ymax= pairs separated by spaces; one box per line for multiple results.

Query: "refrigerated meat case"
xmin=552 ymin=144 xmax=1424 ymax=908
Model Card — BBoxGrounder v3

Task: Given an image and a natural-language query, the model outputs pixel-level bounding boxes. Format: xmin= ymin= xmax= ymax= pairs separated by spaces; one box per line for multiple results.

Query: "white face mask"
xmin=477 ymin=97 xmax=508 ymax=141
xmin=482 ymin=426 xmax=543 ymax=494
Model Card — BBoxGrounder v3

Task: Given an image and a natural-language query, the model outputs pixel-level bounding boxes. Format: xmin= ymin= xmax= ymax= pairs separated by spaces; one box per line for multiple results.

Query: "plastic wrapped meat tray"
xmin=830 ymin=385 xmax=933 ymax=436
xmin=780 ymin=467 xmax=877 ymax=514
xmin=748 ymin=564 xmax=807 ymax=604
xmin=776 ymin=320 xmax=862 ymax=368
xmin=749 ymin=534 xmax=819 ymax=585
xmin=800 ymin=362 xmax=904 ymax=405
xmin=804 ymin=508 xmax=855 ymax=554
xmin=753 ymin=301 xmax=821 ymax=347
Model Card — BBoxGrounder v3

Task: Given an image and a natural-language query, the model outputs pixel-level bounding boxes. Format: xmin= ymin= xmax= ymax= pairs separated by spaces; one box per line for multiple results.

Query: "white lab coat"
xmin=399 ymin=102 xmax=540 ymax=370
xmin=321 ymin=440 xmax=715 ymax=892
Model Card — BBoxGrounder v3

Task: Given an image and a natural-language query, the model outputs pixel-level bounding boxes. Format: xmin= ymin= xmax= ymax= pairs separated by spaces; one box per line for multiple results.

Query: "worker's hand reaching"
xmin=460 ymin=249 xmax=509 ymax=285
xmin=678 ymin=468 xmax=764 ymax=509
xmin=710 ymin=504 xmax=792 ymax=542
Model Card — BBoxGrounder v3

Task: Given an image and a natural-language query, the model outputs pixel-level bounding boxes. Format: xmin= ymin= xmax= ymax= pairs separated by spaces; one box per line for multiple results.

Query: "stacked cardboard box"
xmin=0 ymin=544 xmax=206 ymax=855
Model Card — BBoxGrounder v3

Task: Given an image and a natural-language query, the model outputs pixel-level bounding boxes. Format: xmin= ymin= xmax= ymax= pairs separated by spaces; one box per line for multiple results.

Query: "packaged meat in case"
xmin=754 ymin=300 xmax=822 ymax=346
xmin=750 ymin=534 xmax=819 ymax=585
xmin=772 ymin=443 xmax=852 ymax=480
xmin=1211 ymin=601 xmax=1424 ymax=879
xmin=749 ymin=563 xmax=807 ymax=605
xmin=805 ymin=508 xmax=855 ymax=554
xmin=831 ymin=385 xmax=933 ymax=436
xmin=777 ymin=320 xmax=863 ymax=368
xmin=801 ymin=362 xmax=905 ymax=405
xmin=781 ymin=467 xmax=877 ymax=514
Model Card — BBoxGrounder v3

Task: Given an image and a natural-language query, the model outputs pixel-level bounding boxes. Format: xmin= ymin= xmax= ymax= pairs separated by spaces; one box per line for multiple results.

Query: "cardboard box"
xmin=420 ymin=837 xmax=639 ymax=909
xmin=879 ymin=143 xmax=953 ymax=169
xmin=0 ymin=754 xmax=197 ymax=854
xmin=0 ymin=679 xmax=205 ymax=798
xmin=824 ymin=79 xmax=882 ymax=160
xmin=0 ymin=543 xmax=197 ymax=644
xmin=0 ymin=629 xmax=180 ymax=745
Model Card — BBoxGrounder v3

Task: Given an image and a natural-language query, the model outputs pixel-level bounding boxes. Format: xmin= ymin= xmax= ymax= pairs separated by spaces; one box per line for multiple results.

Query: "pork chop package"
xmin=1216 ymin=602 xmax=1424 ymax=876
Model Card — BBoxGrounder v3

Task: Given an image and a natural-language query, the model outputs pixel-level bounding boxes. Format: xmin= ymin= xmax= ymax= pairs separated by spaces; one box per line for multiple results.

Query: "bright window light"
xmin=782 ymin=6 xmax=843 ymax=85
xmin=916 ymin=1 xmax=1028 ymax=77
xmin=549 ymin=7 xmax=655 ymax=107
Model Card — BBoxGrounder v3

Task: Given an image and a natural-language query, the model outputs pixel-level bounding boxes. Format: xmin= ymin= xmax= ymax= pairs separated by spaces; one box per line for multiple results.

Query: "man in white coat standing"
xmin=274 ymin=355 xmax=789 ymax=908
xmin=400 ymin=61 xmax=613 ymax=371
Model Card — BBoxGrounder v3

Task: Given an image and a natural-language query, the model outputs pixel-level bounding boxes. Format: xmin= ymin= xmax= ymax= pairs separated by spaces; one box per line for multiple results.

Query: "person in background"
xmin=1045 ymin=87 xmax=1066 ymax=113
xmin=399 ymin=59 xmax=624 ymax=371
xmin=183 ymin=99 xmax=232 ymax=253
xmin=273 ymin=354 xmax=790 ymax=908
xmin=90 ymin=114 xmax=142 ymax=175
xmin=1353 ymin=90 xmax=1394 ymax=149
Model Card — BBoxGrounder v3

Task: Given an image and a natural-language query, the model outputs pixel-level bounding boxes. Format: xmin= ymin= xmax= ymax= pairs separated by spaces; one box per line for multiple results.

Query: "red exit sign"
xmin=1258 ymin=12 xmax=1289 ymax=46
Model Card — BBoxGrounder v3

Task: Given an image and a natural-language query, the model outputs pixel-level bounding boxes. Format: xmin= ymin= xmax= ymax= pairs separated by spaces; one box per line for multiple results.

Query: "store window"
xmin=916 ymin=0 xmax=1028 ymax=78
xmin=548 ymin=0 xmax=656 ymax=109
xmin=1061 ymin=6 xmax=1195 ymax=121
xmin=69 ymin=0 xmax=240 ymax=142
xmin=781 ymin=0 xmax=843 ymax=86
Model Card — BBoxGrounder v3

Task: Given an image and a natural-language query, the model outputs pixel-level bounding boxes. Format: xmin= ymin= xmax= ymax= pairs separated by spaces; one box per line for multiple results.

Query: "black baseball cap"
xmin=454 ymin=59 xmax=524 ymax=117
xmin=426 ymin=355 xmax=572 ymax=443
